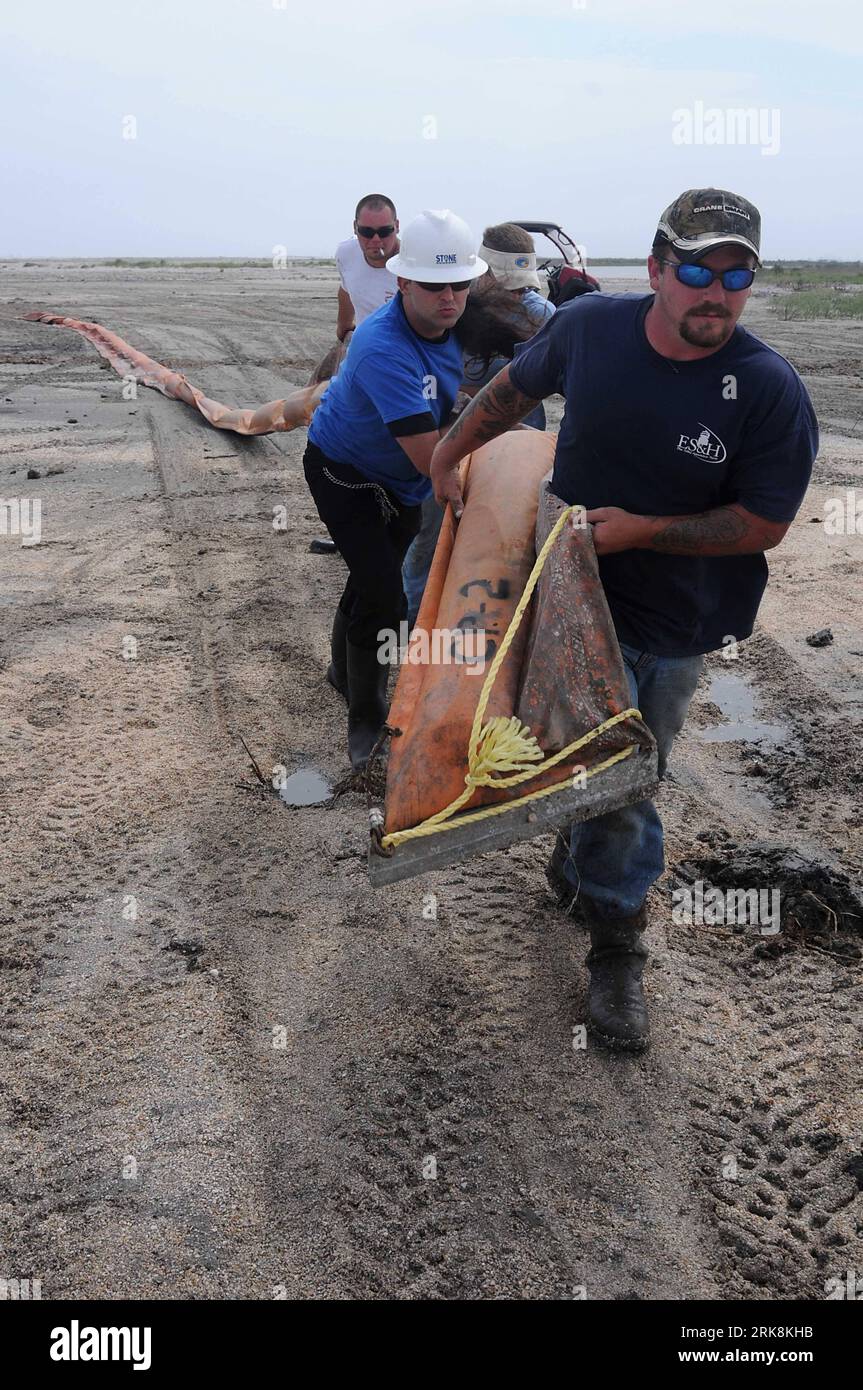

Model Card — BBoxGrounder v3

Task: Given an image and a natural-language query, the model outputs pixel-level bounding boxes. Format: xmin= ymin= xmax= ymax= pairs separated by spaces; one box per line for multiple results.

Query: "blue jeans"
xmin=561 ymin=641 xmax=705 ymax=918
xmin=402 ymin=494 xmax=444 ymax=629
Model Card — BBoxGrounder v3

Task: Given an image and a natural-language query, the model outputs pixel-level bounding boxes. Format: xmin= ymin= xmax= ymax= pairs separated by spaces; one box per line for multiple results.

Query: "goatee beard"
xmin=679 ymin=315 xmax=733 ymax=348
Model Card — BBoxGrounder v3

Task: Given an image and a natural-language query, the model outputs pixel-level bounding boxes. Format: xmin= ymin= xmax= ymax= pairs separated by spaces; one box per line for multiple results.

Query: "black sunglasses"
xmin=415 ymin=280 xmax=472 ymax=293
xmin=657 ymin=258 xmax=756 ymax=292
xmin=356 ymin=224 xmax=395 ymax=239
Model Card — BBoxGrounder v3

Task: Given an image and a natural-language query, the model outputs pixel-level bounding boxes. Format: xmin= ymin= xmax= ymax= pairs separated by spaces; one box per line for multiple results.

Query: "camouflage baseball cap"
xmin=656 ymin=188 xmax=761 ymax=264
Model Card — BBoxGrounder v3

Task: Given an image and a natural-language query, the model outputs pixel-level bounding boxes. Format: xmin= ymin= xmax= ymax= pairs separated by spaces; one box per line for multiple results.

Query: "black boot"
xmin=584 ymin=904 xmax=650 ymax=1052
xmin=326 ymin=608 xmax=348 ymax=701
xmin=346 ymin=641 xmax=389 ymax=771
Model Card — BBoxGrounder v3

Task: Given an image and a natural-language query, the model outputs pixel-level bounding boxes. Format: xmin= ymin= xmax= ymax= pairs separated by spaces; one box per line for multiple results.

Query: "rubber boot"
xmin=584 ymin=904 xmax=650 ymax=1052
xmin=326 ymin=608 xmax=348 ymax=701
xmin=346 ymin=641 xmax=389 ymax=771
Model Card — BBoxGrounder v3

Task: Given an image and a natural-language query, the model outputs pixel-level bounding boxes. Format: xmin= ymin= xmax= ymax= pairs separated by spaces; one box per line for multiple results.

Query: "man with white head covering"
xmin=462 ymin=222 xmax=555 ymax=428
xmin=305 ymin=210 xmax=488 ymax=770
xmin=475 ymin=223 xmax=555 ymax=325
xmin=402 ymin=222 xmax=555 ymax=626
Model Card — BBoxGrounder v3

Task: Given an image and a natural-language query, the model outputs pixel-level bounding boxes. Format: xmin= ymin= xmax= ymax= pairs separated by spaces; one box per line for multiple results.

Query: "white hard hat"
xmin=386 ymin=209 xmax=488 ymax=283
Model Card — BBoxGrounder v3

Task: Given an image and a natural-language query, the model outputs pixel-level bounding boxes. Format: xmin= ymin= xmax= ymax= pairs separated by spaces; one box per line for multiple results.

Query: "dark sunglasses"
xmin=356 ymin=224 xmax=395 ymax=239
xmin=657 ymin=258 xmax=756 ymax=291
xmin=415 ymin=280 xmax=472 ymax=293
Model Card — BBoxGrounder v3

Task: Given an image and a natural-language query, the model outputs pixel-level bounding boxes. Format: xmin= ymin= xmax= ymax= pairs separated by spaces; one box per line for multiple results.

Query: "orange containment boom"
xmin=368 ymin=430 xmax=658 ymax=885
xmin=23 ymin=312 xmax=333 ymax=435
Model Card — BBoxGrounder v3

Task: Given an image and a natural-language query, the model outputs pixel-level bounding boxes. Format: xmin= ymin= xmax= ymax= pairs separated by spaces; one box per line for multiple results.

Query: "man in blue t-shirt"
xmin=429 ymin=188 xmax=818 ymax=1052
xmin=304 ymin=209 xmax=488 ymax=771
xmin=402 ymin=221 xmax=556 ymax=627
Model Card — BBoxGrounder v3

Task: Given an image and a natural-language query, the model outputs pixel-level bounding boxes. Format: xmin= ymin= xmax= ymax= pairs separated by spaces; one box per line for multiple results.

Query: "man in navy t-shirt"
xmin=429 ymin=188 xmax=818 ymax=1052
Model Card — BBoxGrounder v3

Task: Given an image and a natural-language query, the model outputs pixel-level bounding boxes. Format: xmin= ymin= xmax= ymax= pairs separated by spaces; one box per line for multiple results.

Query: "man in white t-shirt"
xmin=335 ymin=193 xmax=400 ymax=341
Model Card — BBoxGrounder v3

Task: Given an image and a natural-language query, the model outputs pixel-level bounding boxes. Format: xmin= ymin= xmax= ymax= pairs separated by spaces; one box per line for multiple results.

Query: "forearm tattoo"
xmin=648 ymin=507 xmax=751 ymax=554
xmin=445 ymin=377 xmax=541 ymax=447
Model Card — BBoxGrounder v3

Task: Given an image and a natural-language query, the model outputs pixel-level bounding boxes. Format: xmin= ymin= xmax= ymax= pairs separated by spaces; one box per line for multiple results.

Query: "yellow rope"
xmin=380 ymin=503 xmax=643 ymax=850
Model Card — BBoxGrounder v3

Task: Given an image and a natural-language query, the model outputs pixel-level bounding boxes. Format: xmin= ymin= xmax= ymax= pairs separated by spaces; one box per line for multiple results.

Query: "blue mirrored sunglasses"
xmin=658 ymin=258 xmax=756 ymax=291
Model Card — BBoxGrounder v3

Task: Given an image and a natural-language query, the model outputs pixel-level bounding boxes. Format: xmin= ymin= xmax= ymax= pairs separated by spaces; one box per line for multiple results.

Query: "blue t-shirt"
xmin=308 ymin=293 xmax=463 ymax=505
xmin=509 ymin=292 xmax=818 ymax=656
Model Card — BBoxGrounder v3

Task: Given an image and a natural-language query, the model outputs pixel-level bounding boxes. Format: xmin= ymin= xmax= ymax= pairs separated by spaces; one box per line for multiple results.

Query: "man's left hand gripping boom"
xmin=430 ymin=364 xmax=542 ymax=518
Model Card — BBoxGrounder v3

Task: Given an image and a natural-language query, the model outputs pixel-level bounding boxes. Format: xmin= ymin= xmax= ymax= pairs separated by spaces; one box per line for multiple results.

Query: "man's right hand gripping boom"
xmin=430 ymin=364 xmax=542 ymax=518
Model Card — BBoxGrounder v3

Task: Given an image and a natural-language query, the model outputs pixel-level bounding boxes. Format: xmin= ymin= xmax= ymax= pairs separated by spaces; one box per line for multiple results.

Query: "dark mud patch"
xmin=738 ymin=738 xmax=863 ymax=812
xmin=673 ymin=834 xmax=863 ymax=962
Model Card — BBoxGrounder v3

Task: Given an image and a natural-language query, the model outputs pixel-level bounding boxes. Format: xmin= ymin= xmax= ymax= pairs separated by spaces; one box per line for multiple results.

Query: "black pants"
xmin=303 ymin=441 xmax=422 ymax=651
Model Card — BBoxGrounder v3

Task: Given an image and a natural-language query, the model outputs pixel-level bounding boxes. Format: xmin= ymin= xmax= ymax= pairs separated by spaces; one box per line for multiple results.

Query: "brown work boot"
xmin=584 ymin=902 xmax=650 ymax=1052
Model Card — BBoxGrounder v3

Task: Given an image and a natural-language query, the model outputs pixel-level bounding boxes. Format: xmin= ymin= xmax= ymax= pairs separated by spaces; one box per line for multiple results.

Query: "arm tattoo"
xmin=445 ymin=377 xmax=541 ymax=447
xmin=647 ymin=506 xmax=751 ymax=554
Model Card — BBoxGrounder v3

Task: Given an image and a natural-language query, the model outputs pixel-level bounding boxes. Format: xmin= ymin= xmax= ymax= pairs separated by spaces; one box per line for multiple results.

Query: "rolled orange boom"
xmin=385 ymin=432 xmax=556 ymax=834
xmin=372 ymin=430 xmax=658 ymax=885
xmin=23 ymin=311 xmax=332 ymax=435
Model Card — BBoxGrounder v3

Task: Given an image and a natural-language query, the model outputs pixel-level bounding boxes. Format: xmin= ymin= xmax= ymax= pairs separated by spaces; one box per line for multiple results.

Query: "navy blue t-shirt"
xmin=308 ymin=293 xmax=463 ymax=505
xmin=509 ymin=292 xmax=818 ymax=656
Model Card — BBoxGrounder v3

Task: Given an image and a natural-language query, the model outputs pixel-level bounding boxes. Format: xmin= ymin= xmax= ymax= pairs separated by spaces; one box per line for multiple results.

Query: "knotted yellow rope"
xmin=380 ymin=504 xmax=642 ymax=849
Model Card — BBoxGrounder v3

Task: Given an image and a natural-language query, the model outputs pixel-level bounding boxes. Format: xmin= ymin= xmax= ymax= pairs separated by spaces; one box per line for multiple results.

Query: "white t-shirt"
xmin=335 ymin=237 xmax=398 ymax=324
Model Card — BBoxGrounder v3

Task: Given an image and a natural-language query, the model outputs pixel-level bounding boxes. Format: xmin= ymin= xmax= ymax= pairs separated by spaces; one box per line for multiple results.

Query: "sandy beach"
xmin=1 ymin=259 xmax=861 ymax=1300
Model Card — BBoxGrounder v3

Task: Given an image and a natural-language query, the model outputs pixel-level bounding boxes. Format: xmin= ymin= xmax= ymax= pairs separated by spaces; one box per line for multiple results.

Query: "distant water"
xmin=589 ymin=264 xmax=647 ymax=279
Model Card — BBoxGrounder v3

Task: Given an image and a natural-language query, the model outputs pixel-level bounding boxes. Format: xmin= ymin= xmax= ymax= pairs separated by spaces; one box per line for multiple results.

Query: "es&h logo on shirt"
xmin=677 ymin=422 xmax=727 ymax=463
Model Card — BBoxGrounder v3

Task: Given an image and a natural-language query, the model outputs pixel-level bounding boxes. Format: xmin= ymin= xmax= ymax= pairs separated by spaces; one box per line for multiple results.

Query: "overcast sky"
xmin=4 ymin=0 xmax=861 ymax=259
